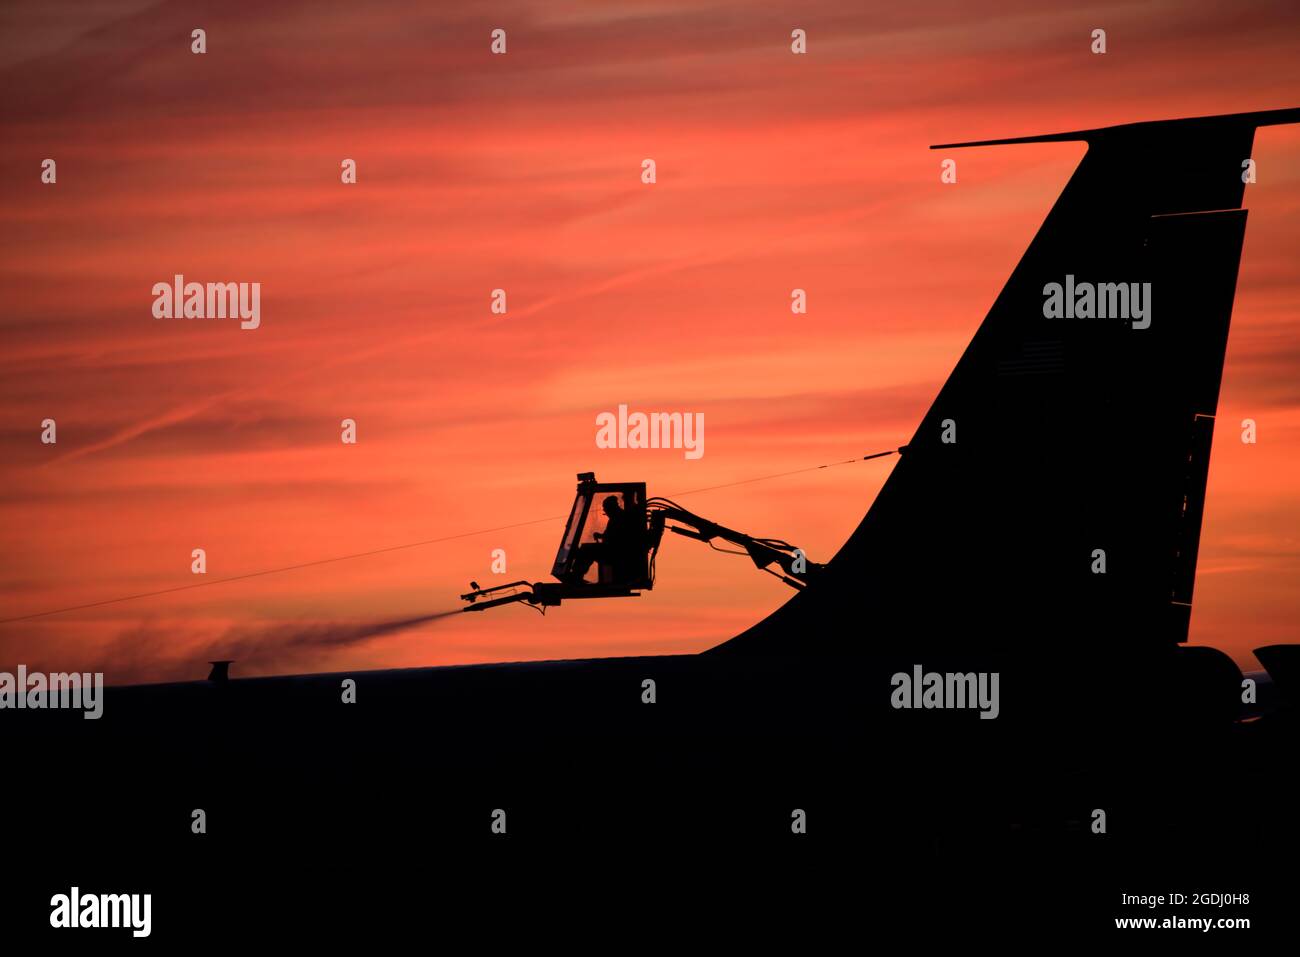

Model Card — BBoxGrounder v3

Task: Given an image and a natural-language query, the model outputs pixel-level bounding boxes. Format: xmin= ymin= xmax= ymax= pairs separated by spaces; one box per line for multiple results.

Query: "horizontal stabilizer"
xmin=931 ymin=107 xmax=1300 ymax=150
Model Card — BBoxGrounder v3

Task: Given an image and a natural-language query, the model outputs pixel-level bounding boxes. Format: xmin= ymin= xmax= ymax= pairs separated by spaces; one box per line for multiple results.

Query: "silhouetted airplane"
xmin=10 ymin=109 xmax=1300 ymax=937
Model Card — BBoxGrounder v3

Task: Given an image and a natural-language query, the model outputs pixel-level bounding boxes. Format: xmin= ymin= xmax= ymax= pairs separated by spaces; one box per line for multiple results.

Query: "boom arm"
xmin=645 ymin=498 xmax=822 ymax=590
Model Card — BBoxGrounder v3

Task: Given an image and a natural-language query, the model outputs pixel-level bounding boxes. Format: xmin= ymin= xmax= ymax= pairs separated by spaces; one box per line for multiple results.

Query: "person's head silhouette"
xmin=602 ymin=495 xmax=622 ymax=517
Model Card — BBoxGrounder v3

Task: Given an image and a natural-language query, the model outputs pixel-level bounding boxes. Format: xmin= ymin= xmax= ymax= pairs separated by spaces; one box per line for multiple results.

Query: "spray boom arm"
xmin=645 ymin=498 xmax=823 ymax=590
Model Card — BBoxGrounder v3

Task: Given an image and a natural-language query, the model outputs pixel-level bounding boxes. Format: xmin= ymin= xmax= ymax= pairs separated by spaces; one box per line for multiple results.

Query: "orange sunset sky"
xmin=2 ymin=1 xmax=1298 ymax=684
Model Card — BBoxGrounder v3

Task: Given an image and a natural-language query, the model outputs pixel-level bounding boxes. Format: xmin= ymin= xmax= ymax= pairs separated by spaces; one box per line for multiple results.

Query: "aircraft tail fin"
xmin=716 ymin=109 xmax=1300 ymax=658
